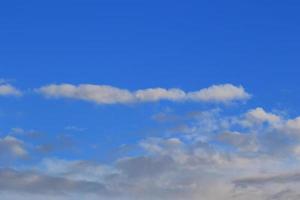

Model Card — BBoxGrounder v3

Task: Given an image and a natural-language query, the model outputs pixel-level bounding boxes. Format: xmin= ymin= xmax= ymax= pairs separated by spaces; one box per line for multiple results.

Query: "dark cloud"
xmin=117 ymin=155 xmax=176 ymax=178
xmin=0 ymin=168 xmax=108 ymax=195
xmin=216 ymin=131 xmax=257 ymax=152
xmin=234 ymin=172 xmax=300 ymax=188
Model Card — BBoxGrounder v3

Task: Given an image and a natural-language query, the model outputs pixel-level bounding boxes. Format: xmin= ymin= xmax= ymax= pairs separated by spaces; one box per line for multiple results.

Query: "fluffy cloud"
xmin=0 ymin=136 xmax=27 ymax=159
xmin=0 ymin=145 xmax=238 ymax=200
xmin=243 ymin=107 xmax=281 ymax=126
xmin=11 ymin=134 xmax=293 ymax=200
xmin=0 ymin=84 xmax=22 ymax=96
xmin=38 ymin=84 xmax=134 ymax=104
xmin=37 ymin=83 xmax=250 ymax=104
xmin=135 ymin=88 xmax=186 ymax=102
xmin=216 ymin=131 xmax=258 ymax=152
xmin=1 ymin=111 xmax=300 ymax=200
xmin=3 ymin=104 xmax=300 ymax=199
xmin=285 ymin=117 xmax=300 ymax=135
xmin=187 ymin=84 xmax=250 ymax=103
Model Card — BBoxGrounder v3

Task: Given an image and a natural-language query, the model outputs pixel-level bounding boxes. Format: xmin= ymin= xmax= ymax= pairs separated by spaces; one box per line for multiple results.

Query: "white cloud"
xmin=135 ymin=88 xmax=186 ymax=102
xmin=284 ymin=117 xmax=300 ymax=135
xmin=2 ymin=106 xmax=300 ymax=199
xmin=0 ymin=136 xmax=27 ymax=158
xmin=244 ymin=107 xmax=281 ymax=126
xmin=0 ymin=84 xmax=22 ymax=96
xmin=187 ymin=84 xmax=250 ymax=103
xmin=237 ymin=107 xmax=300 ymax=137
xmin=37 ymin=83 xmax=250 ymax=104
xmin=38 ymin=84 xmax=134 ymax=104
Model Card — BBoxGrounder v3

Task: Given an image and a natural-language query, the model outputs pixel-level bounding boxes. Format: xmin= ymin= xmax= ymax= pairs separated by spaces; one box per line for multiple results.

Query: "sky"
xmin=1 ymin=0 xmax=300 ymax=199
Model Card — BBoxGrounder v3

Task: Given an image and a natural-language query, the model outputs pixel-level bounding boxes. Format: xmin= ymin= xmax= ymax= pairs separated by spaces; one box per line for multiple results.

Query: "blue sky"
xmin=1 ymin=1 xmax=300 ymax=200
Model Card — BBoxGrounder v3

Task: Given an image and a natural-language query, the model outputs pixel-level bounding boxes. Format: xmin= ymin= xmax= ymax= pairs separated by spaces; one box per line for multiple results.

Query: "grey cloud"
xmin=0 ymin=136 xmax=27 ymax=159
xmin=4 ymin=107 xmax=300 ymax=199
xmin=117 ymin=156 xmax=176 ymax=178
xmin=267 ymin=189 xmax=300 ymax=200
xmin=234 ymin=172 xmax=300 ymax=188
xmin=0 ymin=168 xmax=109 ymax=195
xmin=216 ymin=131 xmax=258 ymax=152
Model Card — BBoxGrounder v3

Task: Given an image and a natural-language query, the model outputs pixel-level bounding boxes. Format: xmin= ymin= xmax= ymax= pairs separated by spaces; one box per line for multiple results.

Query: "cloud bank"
xmin=2 ymin=107 xmax=300 ymax=200
xmin=3 ymin=81 xmax=300 ymax=200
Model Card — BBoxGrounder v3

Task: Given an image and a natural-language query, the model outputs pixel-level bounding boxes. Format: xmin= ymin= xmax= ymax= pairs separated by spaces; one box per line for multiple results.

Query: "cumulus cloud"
xmin=38 ymin=84 xmax=134 ymax=104
xmin=216 ymin=131 xmax=258 ymax=152
xmin=14 ymin=134 xmax=294 ymax=200
xmin=187 ymin=84 xmax=250 ymax=103
xmin=26 ymin=142 xmax=239 ymax=200
xmin=135 ymin=88 xmax=186 ymax=102
xmin=244 ymin=107 xmax=281 ymax=126
xmin=37 ymin=83 xmax=250 ymax=104
xmin=0 ymin=84 xmax=22 ymax=96
xmin=1 ymin=117 xmax=300 ymax=200
xmin=285 ymin=117 xmax=300 ymax=135
xmin=3 ymin=105 xmax=300 ymax=199
xmin=0 ymin=136 xmax=27 ymax=159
